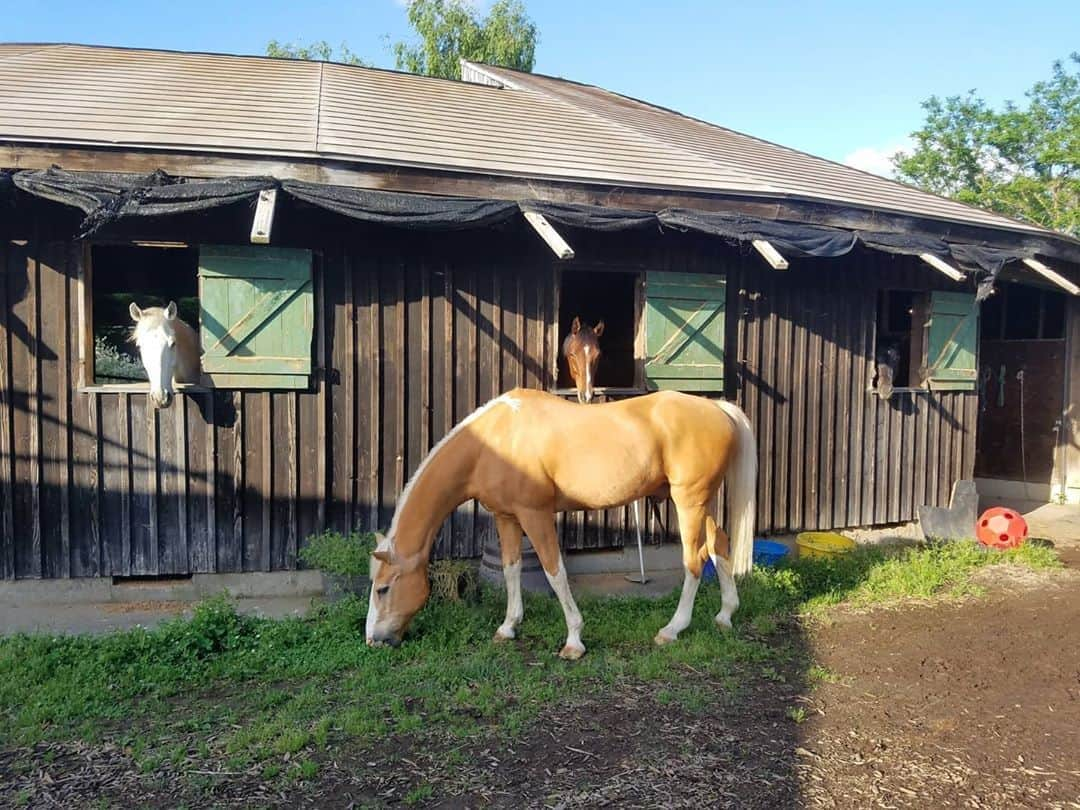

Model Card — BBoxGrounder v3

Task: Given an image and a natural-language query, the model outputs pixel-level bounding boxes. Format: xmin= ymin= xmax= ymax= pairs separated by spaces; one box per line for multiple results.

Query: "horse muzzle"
xmin=150 ymin=390 xmax=174 ymax=409
xmin=366 ymin=634 xmax=401 ymax=648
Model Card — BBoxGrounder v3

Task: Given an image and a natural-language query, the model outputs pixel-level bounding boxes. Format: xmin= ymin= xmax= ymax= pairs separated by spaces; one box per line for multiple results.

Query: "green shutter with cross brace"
xmin=925 ymin=290 xmax=978 ymax=391
xmin=645 ymin=271 xmax=726 ymax=391
xmin=198 ymin=245 xmax=314 ymax=389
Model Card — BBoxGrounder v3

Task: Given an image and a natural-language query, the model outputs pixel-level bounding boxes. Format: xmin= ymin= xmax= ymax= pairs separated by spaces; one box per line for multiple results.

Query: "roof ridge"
xmin=461 ymin=62 xmax=770 ymax=194
xmin=476 ymin=62 xmax=1057 ymax=238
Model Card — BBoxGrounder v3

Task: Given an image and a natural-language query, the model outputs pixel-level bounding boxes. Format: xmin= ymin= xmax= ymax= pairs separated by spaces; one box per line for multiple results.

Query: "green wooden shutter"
xmin=198 ymin=245 xmax=314 ymax=389
xmin=925 ymin=291 xmax=978 ymax=390
xmin=645 ymin=271 xmax=726 ymax=391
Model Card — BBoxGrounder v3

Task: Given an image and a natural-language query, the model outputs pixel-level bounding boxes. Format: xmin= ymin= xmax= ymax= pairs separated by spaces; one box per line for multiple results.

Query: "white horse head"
xmin=129 ymin=301 xmax=183 ymax=408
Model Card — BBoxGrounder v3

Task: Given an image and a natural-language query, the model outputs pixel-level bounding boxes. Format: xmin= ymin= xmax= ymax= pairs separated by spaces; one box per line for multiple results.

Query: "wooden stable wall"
xmin=1 ymin=222 xmax=978 ymax=580
xmin=733 ymin=251 xmax=977 ymax=533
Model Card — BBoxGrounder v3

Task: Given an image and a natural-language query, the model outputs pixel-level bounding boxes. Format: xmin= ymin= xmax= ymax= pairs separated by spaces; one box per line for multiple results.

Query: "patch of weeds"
xmin=405 ymin=783 xmax=435 ymax=805
xmin=786 ymin=706 xmax=808 ymax=724
xmin=289 ymin=758 xmax=319 ymax=781
xmin=807 ymin=665 xmax=839 ymax=685
xmin=262 ymin=763 xmax=281 ymax=779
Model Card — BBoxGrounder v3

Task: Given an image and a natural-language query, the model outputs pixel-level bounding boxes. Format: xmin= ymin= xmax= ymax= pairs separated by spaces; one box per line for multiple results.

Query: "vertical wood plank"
xmin=832 ymin=286 xmax=853 ymax=528
xmin=0 ymin=243 xmax=15 ymax=578
xmin=330 ymin=251 xmax=353 ymax=532
xmin=261 ymin=391 xmax=272 ymax=572
xmin=803 ymin=286 xmax=823 ymax=529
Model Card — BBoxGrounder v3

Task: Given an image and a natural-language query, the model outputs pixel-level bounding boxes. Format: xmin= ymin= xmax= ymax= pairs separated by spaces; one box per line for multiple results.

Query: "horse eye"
xmin=376 ymin=585 xmax=390 ymax=597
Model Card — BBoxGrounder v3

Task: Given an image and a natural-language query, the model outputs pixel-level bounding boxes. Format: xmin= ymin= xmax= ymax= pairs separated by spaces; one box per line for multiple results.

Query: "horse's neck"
xmin=391 ymin=430 xmax=477 ymax=560
xmin=173 ymin=319 xmax=201 ymax=382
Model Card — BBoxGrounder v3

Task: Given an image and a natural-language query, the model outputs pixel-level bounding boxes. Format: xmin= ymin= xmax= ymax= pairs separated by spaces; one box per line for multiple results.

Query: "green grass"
xmin=0 ymin=540 xmax=1059 ymax=786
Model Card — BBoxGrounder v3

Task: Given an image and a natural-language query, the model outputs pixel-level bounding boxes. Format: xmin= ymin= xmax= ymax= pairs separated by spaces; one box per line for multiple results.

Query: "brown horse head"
xmin=562 ymin=316 xmax=605 ymax=404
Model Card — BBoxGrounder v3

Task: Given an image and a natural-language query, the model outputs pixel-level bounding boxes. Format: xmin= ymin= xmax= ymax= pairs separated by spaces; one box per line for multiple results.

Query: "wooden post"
xmin=1022 ymin=258 xmax=1080 ymax=296
xmin=752 ymin=239 xmax=789 ymax=270
xmin=250 ymin=188 xmax=277 ymax=245
xmin=523 ymin=211 xmax=575 ymax=260
xmin=919 ymin=253 xmax=965 ymax=282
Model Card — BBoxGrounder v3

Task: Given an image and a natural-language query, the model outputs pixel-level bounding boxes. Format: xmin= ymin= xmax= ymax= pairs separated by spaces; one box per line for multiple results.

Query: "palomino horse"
xmin=366 ymin=388 xmax=756 ymax=659
xmin=562 ymin=316 xmax=605 ymax=403
xmin=129 ymin=301 xmax=201 ymax=408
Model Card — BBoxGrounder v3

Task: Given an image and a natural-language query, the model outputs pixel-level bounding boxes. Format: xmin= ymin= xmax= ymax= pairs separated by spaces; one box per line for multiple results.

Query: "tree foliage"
xmin=894 ymin=54 xmax=1080 ymax=236
xmin=265 ymin=39 xmax=367 ymax=66
xmin=393 ymin=0 xmax=537 ymax=80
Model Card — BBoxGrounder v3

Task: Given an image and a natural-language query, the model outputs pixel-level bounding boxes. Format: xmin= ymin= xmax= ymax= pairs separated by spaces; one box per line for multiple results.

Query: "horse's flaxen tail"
xmin=715 ymin=400 xmax=757 ymax=577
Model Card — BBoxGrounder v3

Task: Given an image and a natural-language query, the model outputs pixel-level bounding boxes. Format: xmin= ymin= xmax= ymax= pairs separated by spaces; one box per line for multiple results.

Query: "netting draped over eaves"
xmin=4 ymin=168 xmax=1051 ymax=292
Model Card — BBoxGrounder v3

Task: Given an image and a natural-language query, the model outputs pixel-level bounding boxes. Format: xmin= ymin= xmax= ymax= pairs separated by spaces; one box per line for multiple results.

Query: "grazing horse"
xmin=129 ymin=301 xmax=201 ymax=408
xmin=562 ymin=316 xmax=605 ymax=403
xmin=366 ymin=388 xmax=756 ymax=659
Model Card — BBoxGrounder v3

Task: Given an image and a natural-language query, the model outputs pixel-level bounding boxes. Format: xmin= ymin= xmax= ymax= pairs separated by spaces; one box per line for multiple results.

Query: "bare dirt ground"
xmin=6 ymin=557 xmax=1078 ymax=810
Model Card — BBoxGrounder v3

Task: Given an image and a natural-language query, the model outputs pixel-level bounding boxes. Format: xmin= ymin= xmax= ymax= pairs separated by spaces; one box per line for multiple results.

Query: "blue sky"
xmin=5 ymin=0 xmax=1078 ymax=175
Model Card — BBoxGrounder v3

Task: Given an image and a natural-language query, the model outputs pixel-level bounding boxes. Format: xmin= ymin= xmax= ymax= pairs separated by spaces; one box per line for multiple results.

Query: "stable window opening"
xmin=873 ymin=289 xmax=928 ymax=393
xmin=980 ymin=282 xmax=1066 ymax=341
xmin=87 ymin=243 xmax=316 ymax=392
xmin=557 ymin=270 xmax=638 ymax=390
xmin=90 ymin=244 xmax=199 ymax=386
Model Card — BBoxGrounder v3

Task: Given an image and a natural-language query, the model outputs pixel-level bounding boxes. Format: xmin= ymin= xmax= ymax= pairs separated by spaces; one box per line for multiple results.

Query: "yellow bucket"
xmin=795 ymin=531 xmax=856 ymax=559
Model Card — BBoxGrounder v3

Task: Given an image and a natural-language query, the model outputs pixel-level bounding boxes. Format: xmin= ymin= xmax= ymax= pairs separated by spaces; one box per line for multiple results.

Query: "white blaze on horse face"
xmin=131 ymin=305 xmax=179 ymax=409
xmin=582 ymin=345 xmax=593 ymax=403
xmin=366 ymin=535 xmax=391 ymax=644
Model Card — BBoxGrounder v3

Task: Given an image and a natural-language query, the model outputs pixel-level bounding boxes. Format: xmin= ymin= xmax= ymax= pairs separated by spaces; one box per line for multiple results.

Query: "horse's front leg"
xmin=493 ymin=515 xmax=524 ymax=642
xmin=655 ymin=498 xmax=706 ymax=645
xmin=519 ymin=510 xmax=585 ymax=660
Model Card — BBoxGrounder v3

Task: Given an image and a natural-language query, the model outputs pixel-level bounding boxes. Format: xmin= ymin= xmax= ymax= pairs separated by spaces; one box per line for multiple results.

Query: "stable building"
xmin=1 ymin=43 xmax=1078 ymax=581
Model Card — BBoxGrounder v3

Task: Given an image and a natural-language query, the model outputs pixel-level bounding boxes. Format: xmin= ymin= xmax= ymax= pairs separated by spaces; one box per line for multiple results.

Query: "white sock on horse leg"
xmin=658 ymin=568 xmax=701 ymax=641
xmin=496 ymin=560 xmax=523 ymax=639
xmin=544 ymin=556 xmax=585 ymax=655
xmin=713 ymin=554 xmax=739 ymax=629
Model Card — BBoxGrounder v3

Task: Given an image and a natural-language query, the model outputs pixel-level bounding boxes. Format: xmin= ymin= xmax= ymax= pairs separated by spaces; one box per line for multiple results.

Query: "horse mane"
xmin=387 ymin=393 xmax=521 ymax=546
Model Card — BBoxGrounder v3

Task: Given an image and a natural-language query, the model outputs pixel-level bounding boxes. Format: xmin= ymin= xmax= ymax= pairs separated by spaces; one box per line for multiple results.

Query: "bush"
xmin=299 ymin=531 xmax=377 ymax=577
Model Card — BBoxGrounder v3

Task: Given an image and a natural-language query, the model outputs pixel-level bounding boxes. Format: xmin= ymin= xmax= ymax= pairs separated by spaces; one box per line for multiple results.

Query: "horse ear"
xmin=129 ymin=302 xmax=142 ymax=322
xmin=571 ymin=316 xmax=581 ymax=335
xmin=372 ymin=550 xmax=394 ymax=566
xmin=164 ymin=301 xmax=178 ymax=320
xmin=593 ymin=320 xmax=605 ymax=337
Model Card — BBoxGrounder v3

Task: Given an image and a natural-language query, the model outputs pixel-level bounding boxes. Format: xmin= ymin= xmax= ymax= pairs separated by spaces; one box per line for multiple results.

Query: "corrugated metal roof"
xmin=0 ymin=42 xmax=1057 ymax=237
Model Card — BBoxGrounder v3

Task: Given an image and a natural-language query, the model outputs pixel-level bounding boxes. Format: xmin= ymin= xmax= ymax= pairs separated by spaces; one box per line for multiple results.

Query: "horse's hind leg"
xmin=655 ymin=498 xmax=706 ymax=645
xmin=519 ymin=510 xmax=585 ymax=660
xmin=493 ymin=515 xmax=524 ymax=642
xmin=704 ymin=516 xmax=738 ymax=630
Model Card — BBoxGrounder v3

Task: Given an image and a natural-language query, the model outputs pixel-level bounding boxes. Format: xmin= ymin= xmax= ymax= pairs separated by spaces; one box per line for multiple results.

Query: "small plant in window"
xmin=94 ymin=335 xmax=146 ymax=383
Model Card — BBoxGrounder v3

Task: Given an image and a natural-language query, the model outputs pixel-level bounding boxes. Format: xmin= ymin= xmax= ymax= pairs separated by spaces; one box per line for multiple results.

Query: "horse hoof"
xmin=493 ymin=628 xmax=516 ymax=642
xmin=715 ymin=615 xmax=733 ymax=631
xmin=653 ymin=631 xmax=677 ymax=646
xmin=558 ymin=643 xmax=586 ymax=660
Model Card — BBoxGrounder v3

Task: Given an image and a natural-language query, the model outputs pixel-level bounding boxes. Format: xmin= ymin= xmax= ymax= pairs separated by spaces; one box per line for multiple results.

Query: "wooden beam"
xmin=752 ymin=239 xmax=789 ymax=270
xmin=250 ymin=188 xmax=277 ymax=244
xmin=523 ymin=210 xmax=574 ymax=260
xmin=919 ymin=252 xmax=965 ymax=282
xmin=1022 ymin=257 xmax=1080 ymax=296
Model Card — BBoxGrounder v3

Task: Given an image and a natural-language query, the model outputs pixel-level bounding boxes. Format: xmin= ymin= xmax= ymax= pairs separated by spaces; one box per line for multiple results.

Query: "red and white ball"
xmin=976 ymin=507 xmax=1028 ymax=550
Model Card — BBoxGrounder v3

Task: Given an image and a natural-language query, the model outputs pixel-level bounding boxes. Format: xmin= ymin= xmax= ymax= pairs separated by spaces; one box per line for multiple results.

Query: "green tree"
xmin=265 ymin=39 xmax=368 ymax=66
xmin=393 ymin=0 xmax=537 ymax=80
xmin=894 ymin=53 xmax=1080 ymax=236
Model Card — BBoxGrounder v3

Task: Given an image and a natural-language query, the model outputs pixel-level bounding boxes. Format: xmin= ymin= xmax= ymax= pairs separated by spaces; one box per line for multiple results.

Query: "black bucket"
xmin=479 ymin=535 xmax=553 ymax=594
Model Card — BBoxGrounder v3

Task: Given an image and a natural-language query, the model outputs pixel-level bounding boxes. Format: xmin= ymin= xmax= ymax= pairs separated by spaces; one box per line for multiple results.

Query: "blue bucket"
xmin=702 ymin=539 xmax=789 ymax=580
xmin=753 ymin=539 xmax=790 ymax=568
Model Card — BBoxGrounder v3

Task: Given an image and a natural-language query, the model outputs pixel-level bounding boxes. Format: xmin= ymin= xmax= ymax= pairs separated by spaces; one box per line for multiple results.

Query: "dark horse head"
xmin=562 ymin=316 xmax=605 ymax=404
